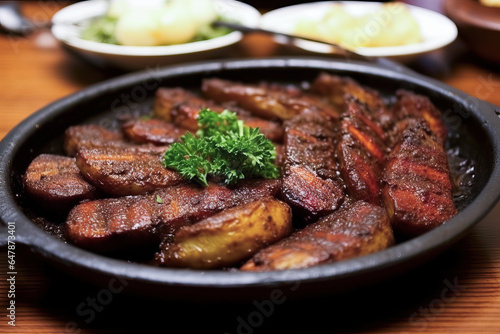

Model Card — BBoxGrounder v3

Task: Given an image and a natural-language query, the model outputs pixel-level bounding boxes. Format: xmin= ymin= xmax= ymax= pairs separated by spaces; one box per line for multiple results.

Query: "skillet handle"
xmin=373 ymin=57 xmax=419 ymax=76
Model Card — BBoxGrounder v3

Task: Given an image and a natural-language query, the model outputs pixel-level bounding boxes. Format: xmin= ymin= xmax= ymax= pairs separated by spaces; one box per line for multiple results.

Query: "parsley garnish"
xmin=163 ymin=109 xmax=280 ymax=186
xmin=156 ymin=195 xmax=163 ymax=204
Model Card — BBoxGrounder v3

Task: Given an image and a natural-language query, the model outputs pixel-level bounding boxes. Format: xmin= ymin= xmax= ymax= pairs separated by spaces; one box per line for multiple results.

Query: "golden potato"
xmin=156 ymin=198 xmax=293 ymax=269
xmin=241 ymin=201 xmax=395 ymax=271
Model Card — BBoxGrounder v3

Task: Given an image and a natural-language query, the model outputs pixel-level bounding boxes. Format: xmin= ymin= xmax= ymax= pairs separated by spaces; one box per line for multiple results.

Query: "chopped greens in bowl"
xmin=80 ymin=0 xmax=233 ymax=46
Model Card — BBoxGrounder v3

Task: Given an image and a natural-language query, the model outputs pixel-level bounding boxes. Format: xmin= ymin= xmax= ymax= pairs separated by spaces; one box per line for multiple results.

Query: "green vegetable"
xmin=163 ymin=109 xmax=280 ymax=186
xmin=81 ymin=16 xmax=118 ymax=44
xmin=192 ymin=17 xmax=233 ymax=42
xmin=156 ymin=195 xmax=163 ymax=204
xmin=80 ymin=14 xmax=232 ymax=46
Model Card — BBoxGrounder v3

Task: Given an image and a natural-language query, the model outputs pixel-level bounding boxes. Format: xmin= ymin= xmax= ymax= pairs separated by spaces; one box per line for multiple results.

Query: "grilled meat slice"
xmin=76 ymin=148 xmax=185 ymax=196
xmin=153 ymin=87 xmax=284 ymax=142
xmin=311 ymin=72 xmax=392 ymax=129
xmin=23 ymin=154 xmax=100 ymax=212
xmin=338 ymin=135 xmax=382 ymax=205
xmin=229 ymin=113 xmax=284 ymax=143
xmin=391 ymin=90 xmax=448 ymax=146
xmin=122 ymin=118 xmax=188 ymax=145
xmin=155 ymin=198 xmax=293 ymax=269
xmin=337 ymin=98 xmax=388 ymax=205
xmin=168 ymin=101 xmax=284 ymax=142
xmin=202 ymin=78 xmax=338 ymax=120
xmin=153 ymin=87 xmax=224 ymax=126
xmin=241 ymin=201 xmax=394 ymax=271
xmin=64 ymin=125 xmax=130 ymax=156
xmin=64 ymin=179 xmax=281 ymax=253
xmin=280 ymin=112 xmax=344 ymax=221
xmin=383 ymin=121 xmax=457 ymax=237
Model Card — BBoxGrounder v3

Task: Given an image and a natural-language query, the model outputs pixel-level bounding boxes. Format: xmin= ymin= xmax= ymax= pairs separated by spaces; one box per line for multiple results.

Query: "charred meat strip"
xmin=155 ymin=198 xmax=293 ymax=269
xmin=76 ymin=148 xmax=185 ymax=196
xmin=23 ymin=154 xmax=99 ymax=212
xmin=337 ymin=97 xmax=388 ymax=205
xmin=311 ymin=73 xmax=392 ymax=128
xmin=231 ymin=113 xmax=284 ymax=143
xmin=153 ymin=87 xmax=224 ymax=127
xmin=391 ymin=90 xmax=448 ymax=146
xmin=202 ymin=78 xmax=338 ymax=120
xmin=383 ymin=121 xmax=457 ymax=237
xmin=64 ymin=124 xmax=130 ymax=156
xmin=122 ymin=118 xmax=188 ymax=145
xmin=64 ymin=179 xmax=281 ymax=253
xmin=241 ymin=201 xmax=394 ymax=271
xmin=280 ymin=112 xmax=344 ymax=221
xmin=153 ymin=87 xmax=284 ymax=142
xmin=167 ymin=102 xmax=284 ymax=143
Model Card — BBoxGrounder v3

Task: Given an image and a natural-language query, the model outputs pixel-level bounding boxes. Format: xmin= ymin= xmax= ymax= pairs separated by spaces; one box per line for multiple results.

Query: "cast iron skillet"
xmin=1 ymin=57 xmax=500 ymax=301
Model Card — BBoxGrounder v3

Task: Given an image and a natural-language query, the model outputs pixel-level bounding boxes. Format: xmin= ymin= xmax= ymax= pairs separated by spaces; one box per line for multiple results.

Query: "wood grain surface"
xmin=1 ymin=2 xmax=500 ymax=334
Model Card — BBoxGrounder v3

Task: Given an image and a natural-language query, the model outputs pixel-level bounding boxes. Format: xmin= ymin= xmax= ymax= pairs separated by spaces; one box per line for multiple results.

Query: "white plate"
xmin=260 ymin=1 xmax=458 ymax=63
xmin=51 ymin=0 xmax=261 ymax=71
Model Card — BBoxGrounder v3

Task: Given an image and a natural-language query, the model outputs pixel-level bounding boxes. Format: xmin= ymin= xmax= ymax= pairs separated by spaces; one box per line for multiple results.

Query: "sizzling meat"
xmin=64 ymin=179 xmax=281 ymax=253
xmin=153 ymin=87 xmax=224 ymax=126
xmin=337 ymin=97 xmax=388 ymax=205
xmin=23 ymin=154 xmax=99 ymax=211
xmin=202 ymin=78 xmax=338 ymax=120
xmin=241 ymin=201 xmax=394 ymax=271
xmin=311 ymin=72 xmax=392 ymax=128
xmin=383 ymin=120 xmax=457 ymax=237
xmin=76 ymin=148 xmax=185 ymax=196
xmin=153 ymin=87 xmax=284 ymax=142
xmin=122 ymin=118 xmax=188 ymax=145
xmin=280 ymin=112 xmax=344 ymax=221
xmin=64 ymin=125 xmax=130 ymax=156
xmin=391 ymin=90 xmax=448 ymax=146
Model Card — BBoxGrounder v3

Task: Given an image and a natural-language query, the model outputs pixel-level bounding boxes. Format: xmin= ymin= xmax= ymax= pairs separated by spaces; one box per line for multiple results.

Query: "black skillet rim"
xmin=1 ymin=57 xmax=500 ymax=290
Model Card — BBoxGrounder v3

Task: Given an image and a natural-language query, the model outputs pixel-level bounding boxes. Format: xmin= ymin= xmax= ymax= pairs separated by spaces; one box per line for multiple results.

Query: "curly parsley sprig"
xmin=163 ymin=109 xmax=280 ymax=186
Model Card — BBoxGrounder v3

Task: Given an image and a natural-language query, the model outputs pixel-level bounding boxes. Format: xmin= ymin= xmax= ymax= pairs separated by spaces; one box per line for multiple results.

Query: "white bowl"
xmin=51 ymin=0 xmax=261 ymax=71
xmin=260 ymin=1 xmax=458 ymax=63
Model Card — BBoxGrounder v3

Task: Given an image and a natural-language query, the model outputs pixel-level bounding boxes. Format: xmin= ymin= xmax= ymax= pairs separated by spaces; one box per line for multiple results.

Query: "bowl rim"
xmin=260 ymin=1 xmax=458 ymax=58
xmin=444 ymin=0 xmax=500 ymax=31
xmin=50 ymin=0 xmax=261 ymax=57
xmin=1 ymin=57 xmax=500 ymax=291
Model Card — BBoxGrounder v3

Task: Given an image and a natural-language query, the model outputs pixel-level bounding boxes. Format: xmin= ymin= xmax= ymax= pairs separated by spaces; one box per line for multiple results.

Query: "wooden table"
xmin=1 ymin=2 xmax=499 ymax=333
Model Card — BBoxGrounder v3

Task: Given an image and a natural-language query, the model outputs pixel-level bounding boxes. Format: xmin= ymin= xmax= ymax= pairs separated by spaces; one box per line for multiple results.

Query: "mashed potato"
xmin=294 ymin=3 xmax=422 ymax=49
xmin=83 ymin=0 xmax=221 ymax=46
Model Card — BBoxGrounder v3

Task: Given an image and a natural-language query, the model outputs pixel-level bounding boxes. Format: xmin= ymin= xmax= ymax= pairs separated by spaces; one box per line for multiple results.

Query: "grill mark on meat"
xmin=64 ymin=125 xmax=130 ymax=156
xmin=202 ymin=78 xmax=338 ymax=120
xmin=383 ymin=121 xmax=457 ymax=237
xmin=122 ymin=118 xmax=188 ymax=145
xmin=76 ymin=148 xmax=185 ymax=196
xmin=241 ymin=201 xmax=394 ymax=271
xmin=280 ymin=112 xmax=344 ymax=221
xmin=337 ymin=98 xmax=388 ymax=205
xmin=23 ymin=154 xmax=100 ymax=212
xmin=391 ymin=90 xmax=448 ymax=146
xmin=153 ymin=86 xmax=284 ymax=142
xmin=64 ymin=179 xmax=281 ymax=253
xmin=311 ymin=72 xmax=392 ymax=129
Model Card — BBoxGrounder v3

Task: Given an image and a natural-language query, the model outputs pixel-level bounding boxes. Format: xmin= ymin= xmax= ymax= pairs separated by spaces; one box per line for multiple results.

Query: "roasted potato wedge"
xmin=155 ymin=198 xmax=293 ymax=269
xmin=241 ymin=201 xmax=394 ymax=271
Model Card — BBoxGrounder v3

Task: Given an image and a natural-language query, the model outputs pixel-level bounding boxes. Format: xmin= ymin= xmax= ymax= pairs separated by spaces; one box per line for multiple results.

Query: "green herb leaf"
xmin=163 ymin=109 xmax=280 ymax=186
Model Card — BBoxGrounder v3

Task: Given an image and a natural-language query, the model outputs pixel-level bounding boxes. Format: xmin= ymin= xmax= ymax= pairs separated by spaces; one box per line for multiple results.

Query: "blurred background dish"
xmin=444 ymin=0 xmax=500 ymax=65
xmin=260 ymin=1 xmax=458 ymax=63
xmin=51 ymin=0 xmax=261 ymax=71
